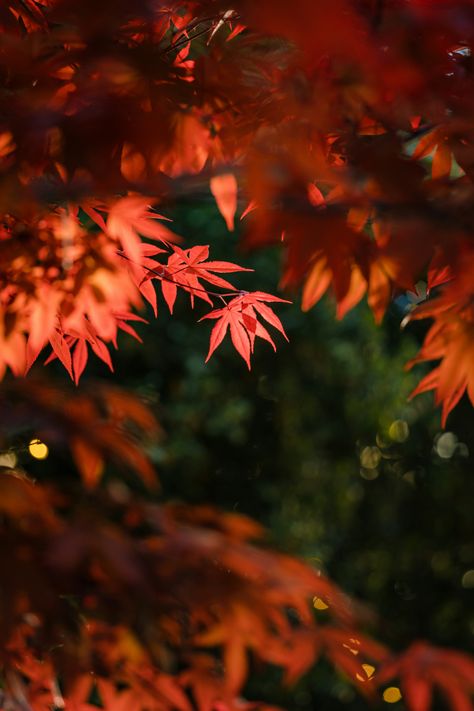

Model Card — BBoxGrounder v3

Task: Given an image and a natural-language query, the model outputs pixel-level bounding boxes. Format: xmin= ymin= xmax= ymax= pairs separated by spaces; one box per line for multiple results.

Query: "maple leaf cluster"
xmin=1 ymin=0 xmax=474 ymax=420
xmin=0 ymin=1 xmax=290 ymax=383
xmin=0 ymin=195 xmax=288 ymax=381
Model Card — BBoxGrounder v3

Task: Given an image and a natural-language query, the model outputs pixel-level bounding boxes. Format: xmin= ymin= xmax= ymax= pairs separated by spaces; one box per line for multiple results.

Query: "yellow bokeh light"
xmin=356 ymin=664 xmax=376 ymax=683
xmin=362 ymin=664 xmax=375 ymax=678
xmin=388 ymin=420 xmax=409 ymax=443
xmin=28 ymin=439 xmax=49 ymax=460
xmin=313 ymin=596 xmax=329 ymax=610
xmin=383 ymin=687 xmax=402 ymax=703
xmin=360 ymin=446 xmax=381 ymax=469
xmin=342 ymin=638 xmax=360 ymax=655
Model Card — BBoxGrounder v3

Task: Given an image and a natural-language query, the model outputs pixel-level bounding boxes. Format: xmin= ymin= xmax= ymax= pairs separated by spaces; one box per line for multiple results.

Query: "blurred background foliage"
xmin=22 ymin=195 xmax=474 ymax=711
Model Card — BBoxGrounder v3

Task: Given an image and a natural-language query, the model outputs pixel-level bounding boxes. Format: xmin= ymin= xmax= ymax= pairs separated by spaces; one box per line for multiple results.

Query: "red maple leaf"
xmin=154 ymin=245 xmax=253 ymax=313
xmin=200 ymin=292 xmax=290 ymax=369
xmin=406 ymin=249 xmax=474 ymax=425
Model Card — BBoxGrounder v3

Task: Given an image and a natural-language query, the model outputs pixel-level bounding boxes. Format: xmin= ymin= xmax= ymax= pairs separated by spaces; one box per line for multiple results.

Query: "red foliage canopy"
xmin=1 ymin=0 xmax=474 ymax=422
xmin=0 ymin=2 xmax=473 ymax=710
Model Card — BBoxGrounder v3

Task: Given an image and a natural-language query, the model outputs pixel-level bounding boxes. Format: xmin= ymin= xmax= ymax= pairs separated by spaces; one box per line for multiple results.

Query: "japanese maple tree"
xmin=0 ymin=1 xmax=473 ymax=711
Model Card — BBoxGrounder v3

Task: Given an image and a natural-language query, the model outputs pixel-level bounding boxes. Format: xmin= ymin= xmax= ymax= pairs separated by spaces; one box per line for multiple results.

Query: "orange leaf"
xmin=71 ymin=437 xmax=104 ymax=489
xmin=210 ymin=173 xmax=238 ymax=231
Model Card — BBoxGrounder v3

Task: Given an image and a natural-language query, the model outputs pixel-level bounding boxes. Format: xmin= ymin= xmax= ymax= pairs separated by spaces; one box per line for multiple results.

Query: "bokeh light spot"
xmin=362 ymin=664 xmax=375 ymax=679
xmin=360 ymin=446 xmax=381 ymax=469
xmin=389 ymin=420 xmax=409 ymax=442
xmin=383 ymin=687 xmax=402 ymax=703
xmin=357 ymin=663 xmax=376 ymax=682
xmin=435 ymin=432 xmax=457 ymax=459
xmin=313 ymin=596 xmax=329 ymax=610
xmin=461 ymin=570 xmax=474 ymax=588
xmin=28 ymin=439 xmax=49 ymax=460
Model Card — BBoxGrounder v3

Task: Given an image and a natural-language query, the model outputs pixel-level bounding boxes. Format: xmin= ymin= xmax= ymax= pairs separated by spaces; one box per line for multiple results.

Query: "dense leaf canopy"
xmin=0 ymin=2 xmax=473 ymax=711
